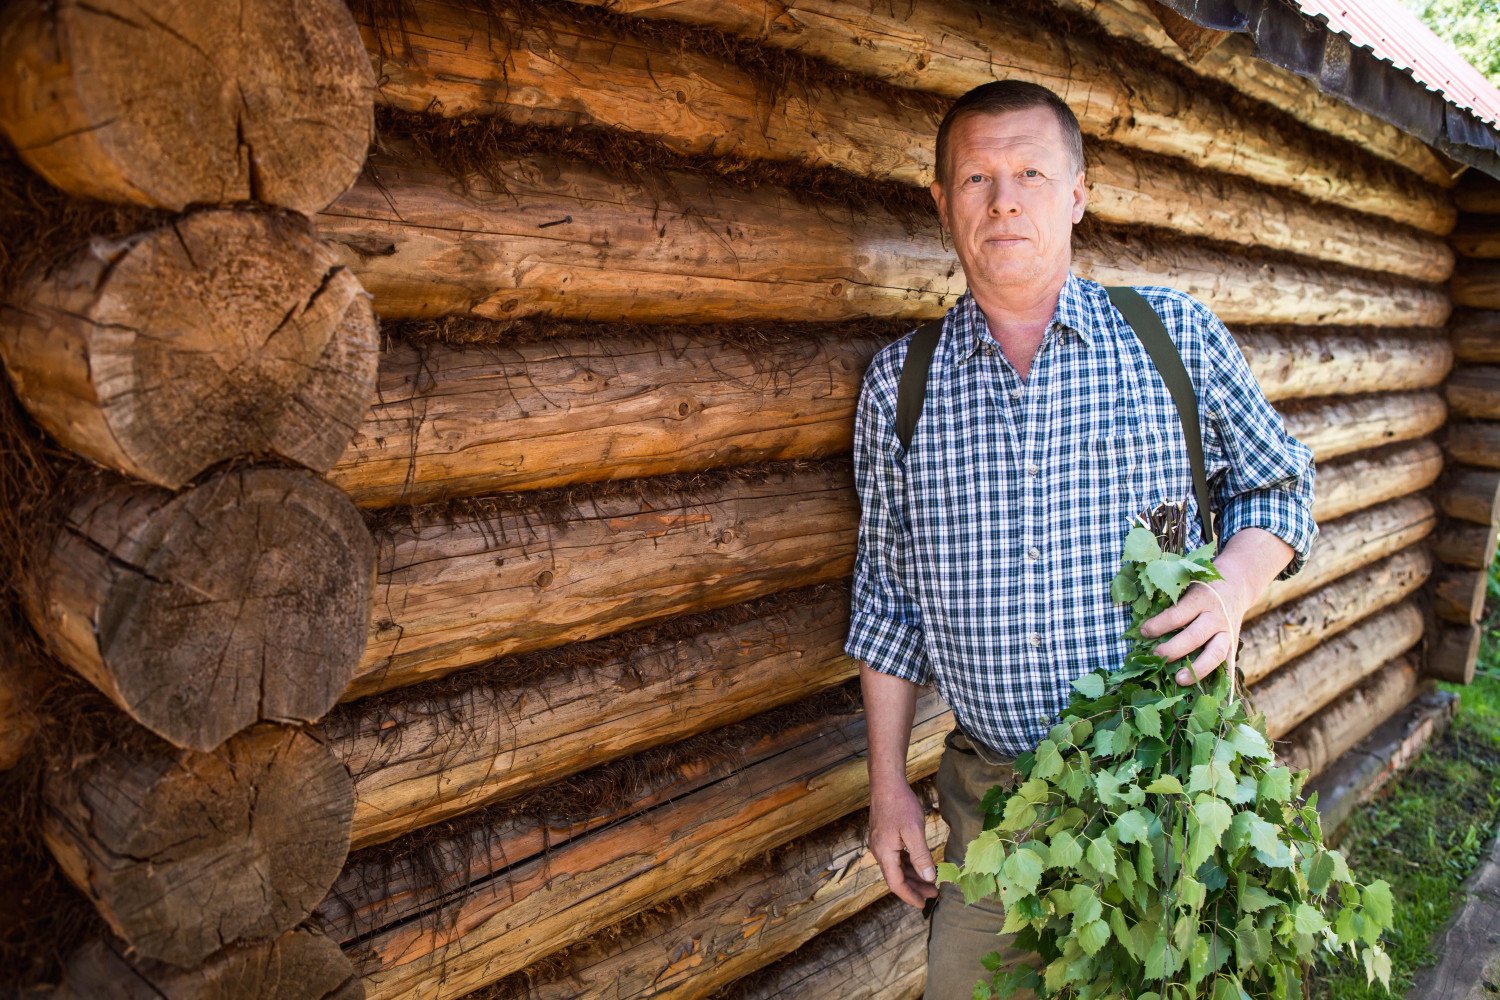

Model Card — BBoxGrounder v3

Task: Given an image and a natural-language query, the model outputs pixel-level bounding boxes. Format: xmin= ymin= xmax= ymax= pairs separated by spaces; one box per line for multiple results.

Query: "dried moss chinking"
xmin=938 ymin=501 xmax=1395 ymax=999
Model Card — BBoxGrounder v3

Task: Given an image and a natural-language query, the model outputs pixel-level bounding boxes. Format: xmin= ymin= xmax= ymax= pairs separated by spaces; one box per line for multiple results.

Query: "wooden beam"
xmin=1447 ymin=367 xmax=1500 ymax=420
xmin=1311 ymin=440 xmax=1442 ymax=522
xmin=345 ymin=694 xmax=952 ymax=999
xmin=1283 ymin=391 xmax=1445 ymax=463
xmin=1278 ymin=657 xmax=1423 ymax=777
xmin=1453 ymin=216 xmax=1500 ymax=259
xmin=466 ymin=790 xmax=942 ymax=1000
xmin=1253 ymin=495 xmax=1436 ymax=616
xmin=317 ymin=149 xmax=1450 ymax=327
xmin=20 ymin=468 xmax=375 ymax=752
xmin=0 ymin=0 xmax=372 ymax=212
xmin=352 ymin=464 xmax=856 ymax=699
xmin=1428 ymin=623 xmax=1482 ymax=684
xmin=1455 ymin=261 xmax=1500 ymax=310
xmin=1451 ymin=310 xmax=1500 ymax=363
xmin=39 ymin=929 xmax=360 ymax=1000
xmin=352 ymin=0 xmax=1453 ymax=283
xmin=1250 ymin=601 xmax=1424 ymax=738
xmin=562 ymin=0 xmax=1455 ymax=233
xmin=0 ymin=209 xmax=379 ymax=489
xmin=1434 ymin=567 xmax=1488 ymax=625
xmin=1457 ymin=171 xmax=1500 ymax=214
xmin=43 ymin=726 xmax=354 ymax=968
xmin=1432 ymin=520 xmax=1499 ymax=569
xmin=1438 ymin=466 xmax=1500 ymax=525
xmin=1049 ymin=0 xmax=1452 ymax=187
xmin=1238 ymin=546 xmax=1431 ymax=686
xmin=1445 ymin=420 xmax=1500 ymax=469
xmin=330 ymin=589 xmax=855 ymax=849
xmin=328 ymin=330 xmax=1446 ymax=510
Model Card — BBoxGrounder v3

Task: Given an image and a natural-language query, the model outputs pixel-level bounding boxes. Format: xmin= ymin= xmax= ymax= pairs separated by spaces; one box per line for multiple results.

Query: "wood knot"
xmin=534 ymin=570 xmax=554 ymax=588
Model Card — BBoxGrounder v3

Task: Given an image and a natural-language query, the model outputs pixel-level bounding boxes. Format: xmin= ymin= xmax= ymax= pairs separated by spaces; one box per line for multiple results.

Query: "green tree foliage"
xmin=937 ymin=511 xmax=1396 ymax=999
xmin=1400 ymin=0 xmax=1500 ymax=87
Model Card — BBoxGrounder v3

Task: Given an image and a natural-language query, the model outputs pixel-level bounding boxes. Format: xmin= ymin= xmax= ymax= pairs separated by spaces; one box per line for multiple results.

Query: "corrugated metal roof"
xmin=1294 ymin=0 xmax=1500 ymax=127
xmin=1160 ymin=0 xmax=1500 ymax=179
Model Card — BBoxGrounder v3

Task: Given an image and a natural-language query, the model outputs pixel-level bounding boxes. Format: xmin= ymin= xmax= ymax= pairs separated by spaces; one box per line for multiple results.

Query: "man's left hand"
xmin=1139 ymin=575 xmax=1250 ymax=686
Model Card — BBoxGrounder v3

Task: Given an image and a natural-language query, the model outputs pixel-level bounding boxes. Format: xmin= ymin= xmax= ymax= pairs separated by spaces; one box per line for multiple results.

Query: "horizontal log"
xmin=43 ymin=726 xmax=354 ymax=968
xmin=1457 ymin=172 xmax=1500 ymax=215
xmin=1311 ymin=440 xmax=1442 ymax=522
xmin=332 ymin=589 xmax=854 ymax=849
xmin=1453 ymin=216 xmax=1500 ymax=259
xmin=1278 ymin=657 xmax=1424 ymax=777
xmin=1250 ymin=601 xmax=1424 ymax=739
xmin=356 ymin=0 xmax=1452 ymax=282
xmin=318 ymin=149 xmax=1449 ymax=327
xmin=1432 ymin=520 xmax=1499 ymax=569
xmin=0 ymin=0 xmax=372 ymax=212
xmin=565 ymin=0 xmax=1454 ymax=234
xmin=348 ymin=694 xmax=952 ymax=999
xmin=1282 ymin=391 xmax=1445 ymax=463
xmin=713 ymin=894 xmax=929 ymax=1000
xmin=1434 ymin=567 xmax=1488 ymax=625
xmin=1238 ymin=546 xmax=1431 ymax=687
xmin=475 ymin=789 xmax=942 ymax=1000
xmin=329 ymin=327 xmax=1442 ymax=509
xmin=1445 ymin=421 xmax=1500 ymax=470
xmin=1438 ymin=466 xmax=1500 ymax=525
xmin=1454 ymin=261 xmax=1500 ymax=310
xmin=1054 ymin=0 xmax=1452 ymax=186
xmin=1428 ymin=623 xmax=1482 ymax=684
xmin=329 ymin=331 xmax=882 ymax=507
xmin=1446 ymin=367 xmax=1500 ymax=419
xmin=22 ymin=468 xmax=375 ymax=751
xmin=320 ymin=689 xmax=869 ymax=942
xmin=37 ymin=929 xmax=360 ymax=1000
xmin=352 ymin=464 xmax=856 ymax=698
xmin=1451 ymin=310 xmax=1500 ymax=363
xmin=1243 ymin=330 xmax=1450 ymax=402
xmin=1253 ymin=495 xmax=1437 ymax=617
xmin=0 ymin=209 xmax=379 ymax=489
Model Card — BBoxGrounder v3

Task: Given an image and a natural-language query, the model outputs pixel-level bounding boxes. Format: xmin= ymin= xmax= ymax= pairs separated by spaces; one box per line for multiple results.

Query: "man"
xmin=845 ymin=80 xmax=1318 ymax=999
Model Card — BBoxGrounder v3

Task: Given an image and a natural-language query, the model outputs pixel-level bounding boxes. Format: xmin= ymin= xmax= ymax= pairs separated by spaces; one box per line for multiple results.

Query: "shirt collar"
xmin=952 ymin=270 xmax=1098 ymax=361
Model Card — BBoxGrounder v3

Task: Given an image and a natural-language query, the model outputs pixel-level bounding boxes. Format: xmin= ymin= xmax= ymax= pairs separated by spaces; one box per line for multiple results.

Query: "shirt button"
xmin=1027 ymin=546 xmax=1041 ymax=561
xmin=1028 ymin=632 xmax=1043 ymax=648
xmin=1026 ymin=462 xmax=1039 ymax=477
xmin=1010 ymin=388 xmax=1021 ymax=400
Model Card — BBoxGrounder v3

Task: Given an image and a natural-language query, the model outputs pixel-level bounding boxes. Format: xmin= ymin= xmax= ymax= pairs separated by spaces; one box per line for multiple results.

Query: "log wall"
xmin=0 ymin=0 xmax=1492 ymax=996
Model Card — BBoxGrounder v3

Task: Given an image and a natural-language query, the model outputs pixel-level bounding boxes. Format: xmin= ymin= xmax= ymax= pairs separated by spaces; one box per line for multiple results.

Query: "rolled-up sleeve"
xmin=844 ymin=345 xmax=933 ymax=685
xmin=1198 ymin=303 xmax=1319 ymax=581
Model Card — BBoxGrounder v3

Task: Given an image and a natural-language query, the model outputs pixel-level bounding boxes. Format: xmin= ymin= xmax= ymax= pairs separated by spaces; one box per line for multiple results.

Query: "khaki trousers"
xmin=924 ymin=726 xmax=1039 ymax=1000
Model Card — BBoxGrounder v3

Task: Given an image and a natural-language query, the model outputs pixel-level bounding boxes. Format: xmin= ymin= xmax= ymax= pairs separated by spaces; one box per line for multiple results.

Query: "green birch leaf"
xmin=1145 ymin=557 xmax=1195 ymax=601
xmin=1135 ymin=704 xmax=1162 ymax=739
xmin=1087 ymin=836 xmax=1118 ymax=878
xmin=1048 ymin=830 xmax=1083 ymax=870
xmin=1115 ymin=808 xmax=1152 ymax=845
xmin=1122 ymin=526 xmax=1161 ymax=563
xmin=1227 ymin=723 xmax=1273 ymax=761
xmin=1293 ymin=903 xmax=1328 ymax=935
xmin=1004 ymin=849 xmax=1045 ymax=898
xmin=1033 ymin=739 xmax=1064 ymax=780
xmin=965 ymin=830 xmax=1006 ymax=874
xmin=1257 ymin=766 xmax=1293 ymax=805
xmin=1362 ymin=880 xmax=1395 ymax=928
xmin=1072 ymin=672 xmax=1106 ymax=699
xmin=1077 ymin=918 xmax=1111 ymax=956
xmin=1239 ymin=884 xmax=1280 ymax=914
xmin=1144 ymin=773 xmax=1184 ymax=794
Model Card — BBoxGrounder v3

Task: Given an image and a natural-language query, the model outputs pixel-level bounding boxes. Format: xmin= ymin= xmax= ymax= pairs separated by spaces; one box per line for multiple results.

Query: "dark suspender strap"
xmin=894 ymin=318 xmax=945 ymax=452
xmin=1104 ymin=286 xmax=1216 ymax=543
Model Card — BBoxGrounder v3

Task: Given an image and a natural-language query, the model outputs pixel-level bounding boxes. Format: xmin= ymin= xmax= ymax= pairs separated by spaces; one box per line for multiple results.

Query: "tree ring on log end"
xmin=0 ymin=208 xmax=378 ymax=488
xmin=28 ymin=467 xmax=375 ymax=751
xmin=43 ymin=928 xmax=362 ymax=999
xmin=41 ymin=726 xmax=356 ymax=969
xmin=0 ymin=0 xmax=373 ymax=211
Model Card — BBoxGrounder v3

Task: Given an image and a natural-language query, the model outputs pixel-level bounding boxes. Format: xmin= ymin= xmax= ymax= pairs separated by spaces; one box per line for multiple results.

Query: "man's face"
xmin=930 ymin=106 xmax=1087 ymax=290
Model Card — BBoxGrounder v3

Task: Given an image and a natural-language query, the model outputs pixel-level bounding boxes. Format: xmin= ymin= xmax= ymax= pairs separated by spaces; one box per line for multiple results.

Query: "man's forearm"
xmin=1215 ymin=526 xmax=1296 ymax=612
xmin=859 ymin=661 xmax=921 ymax=797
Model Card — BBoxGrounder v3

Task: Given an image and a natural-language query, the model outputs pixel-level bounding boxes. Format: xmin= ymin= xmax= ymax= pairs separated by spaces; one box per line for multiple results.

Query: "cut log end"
xmin=42 ymin=726 xmax=355 ymax=969
xmin=38 ymin=928 xmax=362 ymax=1000
xmin=27 ymin=466 xmax=375 ymax=751
xmin=0 ymin=0 xmax=373 ymax=212
xmin=0 ymin=209 xmax=379 ymax=489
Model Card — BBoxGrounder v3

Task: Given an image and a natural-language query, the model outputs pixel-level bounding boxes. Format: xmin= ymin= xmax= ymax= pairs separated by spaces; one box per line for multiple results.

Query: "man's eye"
xmin=1023 ymin=169 xmax=1041 ymax=178
xmin=967 ymin=173 xmax=985 ymax=184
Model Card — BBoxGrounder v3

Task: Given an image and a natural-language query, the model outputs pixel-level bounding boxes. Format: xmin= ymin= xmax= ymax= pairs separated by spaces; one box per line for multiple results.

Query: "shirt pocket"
xmin=1086 ymin=425 xmax=1181 ymax=528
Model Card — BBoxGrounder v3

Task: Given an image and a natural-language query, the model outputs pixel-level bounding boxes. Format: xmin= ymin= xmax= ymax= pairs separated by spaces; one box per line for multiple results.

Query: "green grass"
xmin=1306 ymin=559 xmax=1500 ymax=999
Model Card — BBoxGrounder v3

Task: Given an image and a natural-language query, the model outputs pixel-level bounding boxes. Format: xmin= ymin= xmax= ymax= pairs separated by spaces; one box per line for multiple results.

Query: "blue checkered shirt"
xmin=845 ymin=272 xmax=1318 ymax=756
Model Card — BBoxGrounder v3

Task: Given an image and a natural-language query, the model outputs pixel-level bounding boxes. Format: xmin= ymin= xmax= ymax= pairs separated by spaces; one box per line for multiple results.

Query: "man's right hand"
xmin=869 ymin=781 xmax=940 ymax=908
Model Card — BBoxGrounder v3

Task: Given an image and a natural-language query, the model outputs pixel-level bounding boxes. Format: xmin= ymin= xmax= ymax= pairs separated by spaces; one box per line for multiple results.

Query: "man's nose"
xmin=988 ymin=177 xmax=1021 ymax=216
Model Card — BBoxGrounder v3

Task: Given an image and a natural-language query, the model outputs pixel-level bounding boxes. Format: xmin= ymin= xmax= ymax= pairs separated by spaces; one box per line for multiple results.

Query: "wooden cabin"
xmin=0 ymin=0 xmax=1498 ymax=995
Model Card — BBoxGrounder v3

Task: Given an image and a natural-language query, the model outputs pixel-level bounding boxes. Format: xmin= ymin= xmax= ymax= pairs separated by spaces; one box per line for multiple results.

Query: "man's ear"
xmin=930 ymin=179 xmax=947 ymax=229
xmin=1070 ymin=170 xmax=1088 ymax=224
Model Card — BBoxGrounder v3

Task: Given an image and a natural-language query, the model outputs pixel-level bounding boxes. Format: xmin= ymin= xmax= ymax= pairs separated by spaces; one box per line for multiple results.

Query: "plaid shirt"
xmin=845 ymin=271 xmax=1318 ymax=756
